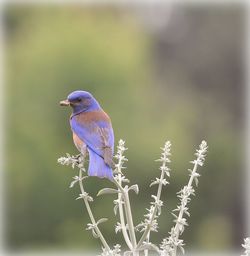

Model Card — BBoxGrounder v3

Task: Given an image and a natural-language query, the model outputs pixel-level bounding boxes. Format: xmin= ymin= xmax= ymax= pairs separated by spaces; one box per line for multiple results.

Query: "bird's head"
xmin=60 ymin=90 xmax=101 ymax=114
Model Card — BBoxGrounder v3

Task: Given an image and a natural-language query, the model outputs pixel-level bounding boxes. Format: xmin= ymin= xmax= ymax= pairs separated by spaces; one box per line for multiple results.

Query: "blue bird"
xmin=60 ymin=91 xmax=114 ymax=180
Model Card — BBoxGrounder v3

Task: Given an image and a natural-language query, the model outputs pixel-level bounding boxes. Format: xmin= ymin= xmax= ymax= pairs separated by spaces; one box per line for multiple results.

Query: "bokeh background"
xmin=4 ymin=2 xmax=246 ymax=254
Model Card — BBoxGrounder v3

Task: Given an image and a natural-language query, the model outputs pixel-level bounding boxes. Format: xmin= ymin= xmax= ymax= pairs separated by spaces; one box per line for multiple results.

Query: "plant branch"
xmin=137 ymin=141 xmax=171 ymax=250
xmin=112 ymin=139 xmax=138 ymax=255
xmin=171 ymin=142 xmax=207 ymax=255
xmin=114 ymin=179 xmax=137 ymax=250
xmin=160 ymin=141 xmax=208 ymax=256
xmin=78 ymin=169 xmax=110 ymax=251
xmin=117 ymin=173 xmax=133 ymax=250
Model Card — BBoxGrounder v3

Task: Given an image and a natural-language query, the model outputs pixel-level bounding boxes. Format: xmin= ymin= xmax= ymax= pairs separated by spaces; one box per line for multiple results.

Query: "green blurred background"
xmin=4 ymin=3 xmax=246 ymax=253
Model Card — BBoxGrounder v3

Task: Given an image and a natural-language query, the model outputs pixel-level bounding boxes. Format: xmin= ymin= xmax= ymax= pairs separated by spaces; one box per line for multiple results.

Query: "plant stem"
xmin=78 ymin=170 xmax=110 ymax=251
xmin=114 ymin=179 xmax=138 ymax=254
xmin=137 ymin=167 xmax=165 ymax=249
xmin=124 ymin=190 xmax=137 ymax=246
xmin=171 ymin=161 xmax=198 ymax=256
xmin=117 ymin=174 xmax=133 ymax=250
xmin=144 ymin=233 xmax=150 ymax=256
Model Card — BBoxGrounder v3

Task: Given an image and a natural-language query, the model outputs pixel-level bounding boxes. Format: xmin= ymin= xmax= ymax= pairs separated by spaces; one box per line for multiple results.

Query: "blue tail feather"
xmin=87 ymin=147 xmax=113 ymax=180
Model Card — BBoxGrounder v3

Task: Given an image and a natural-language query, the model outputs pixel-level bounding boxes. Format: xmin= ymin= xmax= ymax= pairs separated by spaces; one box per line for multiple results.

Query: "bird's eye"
xmin=77 ymin=98 xmax=81 ymax=102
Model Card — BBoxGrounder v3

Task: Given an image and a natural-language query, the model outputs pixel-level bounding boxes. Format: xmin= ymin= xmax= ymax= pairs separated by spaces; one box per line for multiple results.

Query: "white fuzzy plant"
xmin=242 ymin=237 xmax=250 ymax=256
xmin=58 ymin=139 xmax=208 ymax=256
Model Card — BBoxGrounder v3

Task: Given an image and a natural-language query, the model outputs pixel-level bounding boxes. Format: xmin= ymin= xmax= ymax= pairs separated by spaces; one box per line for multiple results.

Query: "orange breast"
xmin=73 ymin=132 xmax=85 ymax=153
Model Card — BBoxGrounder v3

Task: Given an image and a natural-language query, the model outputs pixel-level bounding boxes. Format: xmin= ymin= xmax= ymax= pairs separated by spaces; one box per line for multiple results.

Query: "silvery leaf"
xmin=96 ymin=218 xmax=108 ymax=225
xmin=97 ymin=188 xmax=119 ymax=196
xmin=113 ymin=204 xmax=119 ymax=215
xmin=139 ymin=243 xmax=160 ymax=253
xmin=92 ymin=229 xmax=99 ymax=238
xmin=124 ymin=251 xmax=133 ymax=256
xmin=129 ymin=184 xmax=139 ymax=194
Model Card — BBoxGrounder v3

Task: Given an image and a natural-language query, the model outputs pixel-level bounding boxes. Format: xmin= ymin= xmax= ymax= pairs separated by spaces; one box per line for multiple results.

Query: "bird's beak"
xmin=60 ymin=99 xmax=70 ymax=106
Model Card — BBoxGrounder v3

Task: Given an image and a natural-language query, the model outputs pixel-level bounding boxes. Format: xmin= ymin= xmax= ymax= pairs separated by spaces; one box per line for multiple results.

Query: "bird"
xmin=60 ymin=90 xmax=114 ymax=180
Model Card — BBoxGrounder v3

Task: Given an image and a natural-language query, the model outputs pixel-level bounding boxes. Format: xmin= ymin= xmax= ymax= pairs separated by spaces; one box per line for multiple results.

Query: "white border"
xmin=0 ymin=2 xmax=5 ymax=256
xmin=0 ymin=1 xmax=248 ymax=255
xmin=1 ymin=0 xmax=248 ymax=5
xmin=246 ymin=0 xmax=250 ymax=239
